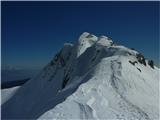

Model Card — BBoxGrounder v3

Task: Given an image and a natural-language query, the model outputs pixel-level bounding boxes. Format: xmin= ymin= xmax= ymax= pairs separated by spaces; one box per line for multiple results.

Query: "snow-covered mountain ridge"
xmin=2 ymin=32 xmax=159 ymax=120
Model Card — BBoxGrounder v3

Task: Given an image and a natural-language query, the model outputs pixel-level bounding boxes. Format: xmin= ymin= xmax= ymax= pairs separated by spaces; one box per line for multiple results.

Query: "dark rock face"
xmin=54 ymin=52 xmax=60 ymax=62
xmin=62 ymin=74 xmax=70 ymax=89
xmin=137 ymin=68 xmax=141 ymax=72
xmin=129 ymin=60 xmax=138 ymax=66
xmin=136 ymin=53 xmax=146 ymax=66
xmin=52 ymin=50 xmax=66 ymax=67
xmin=86 ymin=34 xmax=94 ymax=38
xmin=148 ymin=60 xmax=154 ymax=69
xmin=50 ymin=60 xmax=55 ymax=66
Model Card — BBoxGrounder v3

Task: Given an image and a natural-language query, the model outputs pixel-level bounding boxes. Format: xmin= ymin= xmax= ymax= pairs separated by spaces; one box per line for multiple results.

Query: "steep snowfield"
xmin=2 ymin=32 xmax=159 ymax=120
xmin=39 ymin=56 xmax=159 ymax=120
xmin=1 ymin=86 xmax=20 ymax=105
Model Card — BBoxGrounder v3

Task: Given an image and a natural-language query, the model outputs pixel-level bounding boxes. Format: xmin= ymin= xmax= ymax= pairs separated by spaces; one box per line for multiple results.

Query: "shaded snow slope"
xmin=1 ymin=86 xmax=20 ymax=105
xmin=40 ymin=56 xmax=159 ymax=120
xmin=2 ymin=32 xmax=159 ymax=120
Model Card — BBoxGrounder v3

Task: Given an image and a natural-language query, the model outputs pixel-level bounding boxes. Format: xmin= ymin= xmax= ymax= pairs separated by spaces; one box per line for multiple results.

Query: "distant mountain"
xmin=1 ymin=78 xmax=30 ymax=89
xmin=2 ymin=32 xmax=159 ymax=120
xmin=1 ymin=69 xmax=40 ymax=83
xmin=1 ymin=65 xmax=21 ymax=71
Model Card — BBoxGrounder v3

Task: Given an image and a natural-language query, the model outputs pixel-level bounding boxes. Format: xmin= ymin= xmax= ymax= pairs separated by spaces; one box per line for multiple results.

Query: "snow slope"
xmin=1 ymin=86 xmax=20 ymax=105
xmin=1 ymin=32 xmax=159 ymax=120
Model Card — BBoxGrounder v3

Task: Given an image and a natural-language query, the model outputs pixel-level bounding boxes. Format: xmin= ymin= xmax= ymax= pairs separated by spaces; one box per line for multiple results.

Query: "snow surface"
xmin=1 ymin=86 xmax=20 ymax=105
xmin=1 ymin=32 xmax=159 ymax=120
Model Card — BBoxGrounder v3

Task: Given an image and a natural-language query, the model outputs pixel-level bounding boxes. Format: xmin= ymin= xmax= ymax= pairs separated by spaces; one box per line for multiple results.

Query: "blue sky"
xmin=2 ymin=1 xmax=159 ymax=69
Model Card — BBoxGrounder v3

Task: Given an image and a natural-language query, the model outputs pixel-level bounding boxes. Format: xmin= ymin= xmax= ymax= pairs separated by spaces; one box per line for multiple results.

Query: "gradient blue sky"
xmin=2 ymin=1 xmax=159 ymax=69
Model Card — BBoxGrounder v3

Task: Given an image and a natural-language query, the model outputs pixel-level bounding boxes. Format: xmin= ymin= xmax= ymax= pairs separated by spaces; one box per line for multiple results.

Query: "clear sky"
xmin=2 ymin=1 xmax=159 ymax=69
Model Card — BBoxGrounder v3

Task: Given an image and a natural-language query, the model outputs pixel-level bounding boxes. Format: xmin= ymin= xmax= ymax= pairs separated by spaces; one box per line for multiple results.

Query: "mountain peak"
xmin=77 ymin=32 xmax=115 ymax=57
xmin=2 ymin=32 xmax=159 ymax=120
xmin=77 ymin=32 xmax=98 ymax=57
xmin=79 ymin=32 xmax=98 ymax=41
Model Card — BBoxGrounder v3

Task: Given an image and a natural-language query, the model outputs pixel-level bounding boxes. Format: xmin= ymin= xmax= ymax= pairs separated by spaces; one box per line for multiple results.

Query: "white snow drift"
xmin=1 ymin=32 xmax=159 ymax=120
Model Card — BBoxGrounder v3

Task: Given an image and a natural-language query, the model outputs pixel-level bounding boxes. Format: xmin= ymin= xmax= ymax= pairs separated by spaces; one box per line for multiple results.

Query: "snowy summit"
xmin=2 ymin=32 xmax=159 ymax=120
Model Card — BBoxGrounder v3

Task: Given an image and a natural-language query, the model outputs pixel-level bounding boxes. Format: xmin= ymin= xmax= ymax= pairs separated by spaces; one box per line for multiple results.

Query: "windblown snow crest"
xmin=2 ymin=32 xmax=159 ymax=120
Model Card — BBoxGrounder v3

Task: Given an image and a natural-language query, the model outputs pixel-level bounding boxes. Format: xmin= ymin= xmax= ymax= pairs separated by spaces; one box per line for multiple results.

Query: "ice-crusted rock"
xmin=96 ymin=35 xmax=113 ymax=46
xmin=77 ymin=32 xmax=98 ymax=57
